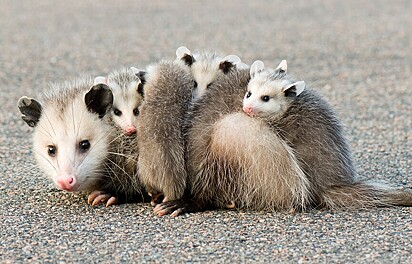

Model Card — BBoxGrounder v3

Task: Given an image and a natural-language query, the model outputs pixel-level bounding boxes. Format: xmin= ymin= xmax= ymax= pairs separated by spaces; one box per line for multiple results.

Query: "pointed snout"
xmin=125 ymin=125 xmax=137 ymax=136
xmin=56 ymin=175 xmax=77 ymax=191
xmin=243 ymin=105 xmax=253 ymax=115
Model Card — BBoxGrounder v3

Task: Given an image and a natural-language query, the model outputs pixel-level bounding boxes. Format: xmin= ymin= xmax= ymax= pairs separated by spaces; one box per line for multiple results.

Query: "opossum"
xmin=176 ymin=46 xmax=248 ymax=100
xmin=94 ymin=67 xmax=144 ymax=136
xmin=242 ymin=60 xmax=412 ymax=209
xmin=136 ymin=59 xmax=195 ymax=204
xmin=17 ymin=78 xmax=148 ymax=206
xmin=154 ymin=60 xmax=412 ymax=216
xmin=154 ymin=67 xmax=309 ymax=216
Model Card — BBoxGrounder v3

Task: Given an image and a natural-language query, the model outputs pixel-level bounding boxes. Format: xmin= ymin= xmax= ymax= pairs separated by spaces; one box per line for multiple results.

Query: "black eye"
xmin=47 ymin=145 xmax=57 ymax=157
xmin=246 ymin=91 xmax=252 ymax=98
xmin=261 ymin=96 xmax=270 ymax=102
xmin=79 ymin=140 xmax=90 ymax=152
xmin=207 ymin=83 xmax=212 ymax=89
xmin=194 ymin=81 xmax=198 ymax=88
xmin=113 ymin=108 xmax=122 ymax=116
xmin=133 ymin=108 xmax=140 ymax=116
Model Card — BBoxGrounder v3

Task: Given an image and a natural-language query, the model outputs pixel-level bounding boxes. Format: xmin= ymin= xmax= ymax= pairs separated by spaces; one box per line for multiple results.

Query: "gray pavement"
xmin=1 ymin=0 xmax=411 ymax=262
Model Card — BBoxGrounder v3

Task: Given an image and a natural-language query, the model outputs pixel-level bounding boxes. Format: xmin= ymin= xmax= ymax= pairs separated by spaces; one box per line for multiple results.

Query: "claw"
xmin=170 ymin=208 xmax=184 ymax=217
xmin=106 ymin=196 xmax=117 ymax=207
xmin=88 ymin=190 xmax=104 ymax=204
xmin=92 ymin=193 xmax=111 ymax=206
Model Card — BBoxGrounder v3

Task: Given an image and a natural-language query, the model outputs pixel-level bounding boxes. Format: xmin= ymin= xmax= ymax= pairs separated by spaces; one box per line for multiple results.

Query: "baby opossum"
xmin=176 ymin=46 xmax=248 ymax=100
xmin=94 ymin=67 xmax=144 ymax=136
xmin=136 ymin=59 xmax=194 ymax=204
xmin=242 ymin=60 xmax=412 ymax=209
xmin=154 ymin=67 xmax=310 ymax=216
xmin=17 ymin=78 xmax=148 ymax=206
xmin=154 ymin=60 xmax=412 ymax=216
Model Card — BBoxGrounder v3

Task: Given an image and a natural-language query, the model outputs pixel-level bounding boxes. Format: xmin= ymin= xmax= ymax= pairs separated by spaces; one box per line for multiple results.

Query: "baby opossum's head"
xmin=17 ymin=80 xmax=114 ymax=192
xmin=243 ymin=60 xmax=305 ymax=119
xmin=94 ymin=67 xmax=144 ymax=136
xmin=176 ymin=46 xmax=248 ymax=99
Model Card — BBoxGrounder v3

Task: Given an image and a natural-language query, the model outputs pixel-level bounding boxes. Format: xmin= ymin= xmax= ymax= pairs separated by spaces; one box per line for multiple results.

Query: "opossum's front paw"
xmin=153 ymin=199 xmax=189 ymax=217
xmin=87 ymin=190 xmax=117 ymax=207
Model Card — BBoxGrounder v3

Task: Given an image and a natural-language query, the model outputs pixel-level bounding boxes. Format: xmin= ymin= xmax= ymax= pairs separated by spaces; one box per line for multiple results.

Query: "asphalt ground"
xmin=0 ymin=0 xmax=411 ymax=262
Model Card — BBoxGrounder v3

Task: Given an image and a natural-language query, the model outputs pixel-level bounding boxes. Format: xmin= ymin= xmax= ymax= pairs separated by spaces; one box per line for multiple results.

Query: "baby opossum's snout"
xmin=124 ymin=125 xmax=137 ymax=136
xmin=243 ymin=104 xmax=260 ymax=117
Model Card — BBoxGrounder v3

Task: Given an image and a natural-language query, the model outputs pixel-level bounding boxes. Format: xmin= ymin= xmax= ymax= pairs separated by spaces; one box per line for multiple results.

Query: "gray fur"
xmin=183 ymin=69 xmax=310 ymax=211
xmin=137 ymin=60 xmax=194 ymax=202
xmin=250 ymin=69 xmax=412 ymax=209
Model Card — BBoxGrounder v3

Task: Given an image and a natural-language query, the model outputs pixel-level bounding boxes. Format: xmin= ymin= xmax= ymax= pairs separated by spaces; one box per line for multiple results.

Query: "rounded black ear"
xmin=85 ymin=84 xmax=113 ymax=118
xmin=181 ymin=54 xmax=195 ymax=66
xmin=17 ymin=96 xmax=43 ymax=127
xmin=219 ymin=61 xmax=235 ymax=74
xmin=176 ymin=46 xmax=195 ymax=66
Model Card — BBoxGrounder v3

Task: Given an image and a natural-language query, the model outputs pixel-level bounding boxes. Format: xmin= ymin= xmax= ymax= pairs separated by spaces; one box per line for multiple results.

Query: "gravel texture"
xmin=1 ymin=0 xmax=411 ymax=263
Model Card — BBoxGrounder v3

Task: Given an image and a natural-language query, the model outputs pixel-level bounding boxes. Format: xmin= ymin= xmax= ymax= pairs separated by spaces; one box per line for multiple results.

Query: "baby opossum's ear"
xmin=275 ymin=60 xmax=287 ymax=73
xmin=131 ymin=67 xmax=146 ymax=85
xmin=17 ymin=96 xmax=42 ymax=127
xmin=219 ymin=55 xmax=241 ymax=74
xmin=136 ymin=78 xmax=144 ymax=96
xmin=250 ymin=60 xmax=265 ymax=78
xmin=85 ymin=84 xmax=114 ymax=118
xmin=282 ymin=81 xmax=305 ymax=97
xmin=176 ymin=46 xmax=195 ymax=66
xmin=94 ymin=76 xmax=107 ymax=85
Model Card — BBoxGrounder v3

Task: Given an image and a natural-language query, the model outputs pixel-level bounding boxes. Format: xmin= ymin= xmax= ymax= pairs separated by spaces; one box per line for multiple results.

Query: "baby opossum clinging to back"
xmin=136 ymin=59 xmax=195 ymax=204
xmin=242 ymin=60 xmax=412 ymax=209
xmin=17 ymin=77 xmax=148 ymax=206
xmin=155 ymin=60 xmax=412 ymax=217
xmin=176 ymin=46 xmax=248 ymax=100
xmin=94 ymin=67 xmax=144 ymax=136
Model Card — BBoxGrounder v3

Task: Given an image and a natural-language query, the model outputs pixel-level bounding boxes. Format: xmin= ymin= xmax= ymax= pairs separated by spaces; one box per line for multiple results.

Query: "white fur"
xmin=33 ymin=92 xmax=112 ymax=192
xmin=243 ymin=64 xmax=305 ymax=118
xmin=104 ymin=69 xmax=143 ymax=134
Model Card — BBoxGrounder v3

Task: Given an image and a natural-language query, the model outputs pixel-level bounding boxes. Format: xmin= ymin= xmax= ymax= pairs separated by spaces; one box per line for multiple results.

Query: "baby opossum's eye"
xmin=207 ymin=83 xmax=213 ymax=89
xmin=79 ymin=140 xmax=91 ymax=152
xmin=113 ymin=108 xmax=122 ymax=116
xmin=194 ymin=81 xmax=198 ymax=88
xmin=246 ymin=92 xmax=252 ymax=98
xmin=133 ymin=108 xmax=140 ymax=116
xmin=261 ymin=96 xmax=270 ymax=102
xmin=47 ymin=145 xmax=57 ymax=157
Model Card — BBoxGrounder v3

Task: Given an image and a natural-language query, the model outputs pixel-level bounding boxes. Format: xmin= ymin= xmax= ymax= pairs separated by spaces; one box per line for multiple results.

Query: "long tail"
xmin=322 ymin=180 xmax=412 ymax=209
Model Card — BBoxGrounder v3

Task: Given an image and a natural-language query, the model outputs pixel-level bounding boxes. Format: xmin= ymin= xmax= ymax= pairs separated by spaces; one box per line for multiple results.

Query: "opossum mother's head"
xmin=18 ymin=81 xmax=114 ymax=192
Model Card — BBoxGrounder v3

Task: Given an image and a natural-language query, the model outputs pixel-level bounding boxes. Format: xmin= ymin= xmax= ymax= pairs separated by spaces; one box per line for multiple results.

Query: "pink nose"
xmin=56 ymin=175 xmax=76 ymax=191
xmin=125 ymin=126 xmax=136 ymax=135
xmin=243 ymin=105 xmax=252 ymax=114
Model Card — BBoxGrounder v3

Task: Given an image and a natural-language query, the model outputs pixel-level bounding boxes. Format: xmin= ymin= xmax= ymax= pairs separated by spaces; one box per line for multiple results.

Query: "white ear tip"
xmin=94 ymin=76 xmax=107 ymax=85
xmin=252 ymin=60 xmax=264 ymax=69
xmin=295 ymin=81 xmax=306 ymax=95
xmin=250 ymin=60 xmax=265 ymax=76
xmin=130 ymin=67 xmax=140 ymax=75
xmin=176 ymin=46 xmax=191 ymax=58
xmin=223 ymin=55 xmax=241 ymax=65
xmin=276 ymin=60 xmax=288 ymax=71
